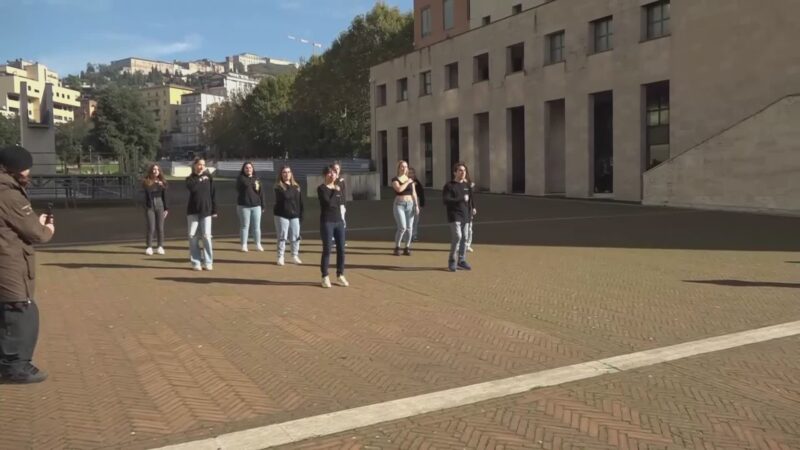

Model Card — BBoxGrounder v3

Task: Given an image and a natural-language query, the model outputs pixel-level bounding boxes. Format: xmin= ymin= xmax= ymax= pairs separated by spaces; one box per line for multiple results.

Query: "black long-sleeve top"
xmin=143 ymin=180 xmax=168 ymax=210
xmin=335 ymin=178 xmax=348 ymax=204
xmin=236 ymin=174 xmax=268 ymax=208
xmin=413 ymin=178 xmax=425 ymax=207
xmin=442 ymin=180 xmax=475 ymax=223
xmin=185 ymin=171 xmax=217 ymax=217
xmin=317 ymin=184 xmax=344 ymax=223
xmin=274 ymin=183 xmax=304 ymax=220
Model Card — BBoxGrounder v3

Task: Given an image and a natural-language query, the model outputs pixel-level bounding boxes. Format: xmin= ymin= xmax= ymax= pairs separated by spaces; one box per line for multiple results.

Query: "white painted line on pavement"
xmin=153 ymin=320 xmax=800 ymax=450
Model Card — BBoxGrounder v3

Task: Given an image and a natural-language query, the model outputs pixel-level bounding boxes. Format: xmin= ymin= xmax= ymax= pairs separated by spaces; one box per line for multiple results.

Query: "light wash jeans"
xmin=465 ymin=221 xmax=473 ymax=248
xmin=275 ymin=216 xmax=301 ymax=258
xmin=237 ymin=205 xmax=262 ymax=247
xmin=187 ymin=215 xmax=213 ymax=267
xmin=393 ymin=198 xmax=415 ymax=248
xmin=448 ymin=221 xmax=468 ymax=264
xmin=411 ymin=206 xmax=421 ymax=241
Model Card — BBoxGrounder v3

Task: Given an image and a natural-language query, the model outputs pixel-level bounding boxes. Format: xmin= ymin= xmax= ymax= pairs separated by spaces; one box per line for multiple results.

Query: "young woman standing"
xmin=317 ymin=165 xmax=348 ymax=288
xmin=142 ymin=163 xmax=168 ymax=255
xmin=390 ymin=160 xmax=419 ymax=256
xmin=442 ymin=162 xmax=472 ymax=272
xmin=273 ymin=165 xmax=304 ymax=266
xmin=186 ymin=157 xmax=217 ymax=271
xmin=236 ymin=161 xmax=267 ymax=252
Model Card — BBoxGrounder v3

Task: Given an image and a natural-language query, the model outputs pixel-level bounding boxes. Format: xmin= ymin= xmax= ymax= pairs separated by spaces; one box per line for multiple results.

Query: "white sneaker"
xmin=256 ymin=244 xmax=264 ymax=252
xmin=156 ymin=247 xmax=165 ymax=255
xmin=241 ymin=245 xmax=248 ymax=252
xmin=203 ymin=264 xmax=213 ymax=271
xmin=277 ymin=256 xmax=285 ymax=266
xmin=192 ymin=265 xmax=202 ymax=271
xmin=321 ymin=276 xmax=332 ymax=288
xmin=337 ymin=275 xmax=349 ymax=287
xmin=292 ymin=255 xmax=303 ymax=265
xmin=467 ymin=246 xmax=474 ymax=253
xmin=145 ymin=247 xmax=153 ymax=256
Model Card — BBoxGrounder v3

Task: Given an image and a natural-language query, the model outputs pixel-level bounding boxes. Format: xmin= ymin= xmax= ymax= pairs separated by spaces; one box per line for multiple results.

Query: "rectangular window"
xmin=420 ymin=70 xmax=432 ymax=96
xmin=398 ymin=127 xmax=409 ymax=162
xmin=512 ymin=4 xmax=522 ymax=14
xmin=376 ymin=84 xmax=387 ymax=106
xmin=546 ymin=31 xmax=565 ymax=64
xmin=473 ymin=53 xmax=489 ymax=82
xmin=482 ymin=16 xmax=491 ymax=26
xmin=645 ymin=0 xmax=670 ymax=40
xmin=507 ymin=43 xmax=524 ymax=74
xmin=397 ymin=78 xmax=408 ymax=102
xmin=445 ymin=62 xmax=459 ymax=90
xmin=422 ymin=123 xmax=433 ymax=187
xmin=644 ymin=81 xmax=670 ymax=169
xmin=591 ymin=16 xmax=613 ymax=53
xmin=421 ymin=7 xmax=432 ymax=38
xmin=443 ymin=0 xmax=454 ymax=30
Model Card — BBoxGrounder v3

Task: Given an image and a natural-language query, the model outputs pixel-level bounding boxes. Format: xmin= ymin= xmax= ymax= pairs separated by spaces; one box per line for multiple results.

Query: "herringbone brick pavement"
xmin=0 ymin=202 xmax=798 ymax=449
xmin=286 ymin=336 xmax=800 ymax=450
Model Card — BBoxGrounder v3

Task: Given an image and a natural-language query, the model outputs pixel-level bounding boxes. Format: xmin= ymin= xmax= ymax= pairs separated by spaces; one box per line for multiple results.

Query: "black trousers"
xmin=320 ymin=221 xmax=346 ymax=277
xmin=146 ymin=201 xmax=166 ymax=248
xmin=0 ymin=301 xmax=39 ymax=373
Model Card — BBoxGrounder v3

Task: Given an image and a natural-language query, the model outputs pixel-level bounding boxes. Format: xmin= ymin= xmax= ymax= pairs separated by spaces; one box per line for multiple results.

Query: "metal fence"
xmin=27 ymin=175 xmax=137 ymax=206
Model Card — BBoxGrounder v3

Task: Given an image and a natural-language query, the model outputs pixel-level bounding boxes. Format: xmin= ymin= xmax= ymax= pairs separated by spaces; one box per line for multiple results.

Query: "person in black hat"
xmin=0 ymin=145 xmax=54 ymax=384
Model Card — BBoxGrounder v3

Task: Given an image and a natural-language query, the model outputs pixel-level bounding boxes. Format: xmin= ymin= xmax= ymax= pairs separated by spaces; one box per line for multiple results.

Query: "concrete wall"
xmin=468 ymin=0 xmax=549 ymax=28
xmin=414 ymin=0 xmax=470 ymax=49
xmin=643 ymin=95 xmax=800 ymax=216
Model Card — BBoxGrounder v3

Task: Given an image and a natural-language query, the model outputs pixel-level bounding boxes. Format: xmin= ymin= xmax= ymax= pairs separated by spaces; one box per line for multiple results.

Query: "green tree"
xmin=55 ymin=119 xmax=91 ymax=172
xmin=0 ymin=115 xmax=20 ymax=147
xmin=293 ymin=3 xmax=413 ymax=157
xmin=90 ymin=86 xmax=159 ymax=174
xmin=241 ymin=74 xmax=294 ymax=157
xmin=203 ymin=98 xmax=247 ymax=159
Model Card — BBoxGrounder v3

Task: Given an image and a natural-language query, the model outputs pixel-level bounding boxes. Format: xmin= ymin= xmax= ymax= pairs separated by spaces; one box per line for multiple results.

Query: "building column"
xmin=565 ymin=94 xmax=591 ymax=198
xmin=613 ymin=84 xmax=643 ymax=202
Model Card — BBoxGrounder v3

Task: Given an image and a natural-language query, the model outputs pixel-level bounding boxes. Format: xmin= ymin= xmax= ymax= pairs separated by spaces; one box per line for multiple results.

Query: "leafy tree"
xmin=203 ymin=98 xmax=247 ymax=159
xmin=90 ymin=86 xmax=159 ymax=173
xmin=0 ymin=115 xmax=20 ymax=147
xmin=240 ymin=75 xmax=294 ymax=157
xmin=55 ymin=119 xmax=91 ymax=172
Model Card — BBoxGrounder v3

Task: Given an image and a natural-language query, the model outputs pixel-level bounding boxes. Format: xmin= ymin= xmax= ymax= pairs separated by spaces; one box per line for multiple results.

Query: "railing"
xmin=27 ymin=175 xmax=137 ymax=206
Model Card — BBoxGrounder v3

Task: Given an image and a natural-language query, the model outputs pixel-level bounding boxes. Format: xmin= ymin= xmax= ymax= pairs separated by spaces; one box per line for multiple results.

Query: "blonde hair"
xmin=396 ymin=160 xmax=409 ymax=177
xmin=275 ymin=165 xmax=300 ymax=190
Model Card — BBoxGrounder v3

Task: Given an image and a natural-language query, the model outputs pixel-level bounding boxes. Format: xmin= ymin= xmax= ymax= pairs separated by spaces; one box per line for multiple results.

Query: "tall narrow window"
xmin=398 ymin=127 xmax=409 ymax=162
xmin=507 ymin=43 xmax=524 ymax=74
xmin=421 ymin=7 xmax=432 ymax=38
xmin=644 ymin=81 xmax=670 ymax=169
xmin=546 ymin=31 xmax=565 ymax=64
xmin=420 ymin=70 xmax=432 ymax=96
xmin=397 ymin=78 xmax=408 ymax=102
xmin=443 ymin=0 xmax=454 ymax=30
xmin=644 ymin=0 xmax=670 ymax=40
xmin=473 ymin=53 xmax=489 ymax=82
xmin=376 ymin=84 xmax=387 ymax=106
xmin=591 ymin=16 xmax=613 ymax=53
xmin=422 ymin=123 xmax=433 ymax=187
xmin=445 ymin=62 xmax=459 ymax=90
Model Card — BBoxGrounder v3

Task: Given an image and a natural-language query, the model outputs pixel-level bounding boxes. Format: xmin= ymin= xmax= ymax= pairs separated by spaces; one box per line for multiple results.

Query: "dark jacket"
xmin=274 ymin=183 xmax=304 ymax=220
xmin=335 ymin=177 xmax=347 ymax=204
xmin=236 ymin=174 xmax=267 ymax=208
xmin=185 ymin=171 xmax=217 ymax=217
xmin=0 ymin=172 xmax=54 ymax=302
xmin=413 ymin=178 xmax=426 ymax=207
xmin=442 ymin=180 xmax=474 ymax=223
xmin=318 ymin=184 xmax=344 ymax=223
xmin=143 ymin=180 xmax=168 ymax=210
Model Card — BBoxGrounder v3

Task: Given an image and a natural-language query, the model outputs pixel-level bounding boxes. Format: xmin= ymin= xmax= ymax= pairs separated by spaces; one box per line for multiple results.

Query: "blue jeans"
xmin=188 ymin=215 xmax=213 ymax=267
xmin=393 ymin=198 xmax=415 ymax=248
xmin=449 ymin=221 xmax=468 ymax=264
xmin=275 ymin=216 xmax=301 ymax=258
xmin=237 ymin=206 xmax=262 ymax=247
xmin=411 ymin=206 xmax=421 ymax=240
xmin=320 ymin=221 xmax=345 ymax=277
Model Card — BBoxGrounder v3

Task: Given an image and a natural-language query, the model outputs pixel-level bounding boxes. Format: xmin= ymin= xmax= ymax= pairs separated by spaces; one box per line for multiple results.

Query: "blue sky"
xmin=2 ymin=0 xmax=413 ymax=76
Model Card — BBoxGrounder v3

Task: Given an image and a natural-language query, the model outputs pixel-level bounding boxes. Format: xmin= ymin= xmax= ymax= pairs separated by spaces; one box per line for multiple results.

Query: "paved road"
xmin=1 ymin=195 xmax=798 ymax=449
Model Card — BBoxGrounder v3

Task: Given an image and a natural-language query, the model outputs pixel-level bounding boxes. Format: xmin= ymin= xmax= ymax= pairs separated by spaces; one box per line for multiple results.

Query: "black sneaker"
xmin=448 ymin=261 xmax=457 ymax=272
xmin=457 ymin=260 xmax=472 ymax=271
xmin=403 ymin=247 xmax=411 ymax=256
xmin=393 ymin=247 xmax=401 ymax=256
xmin=0 ymin=363 xmax=48 ymax=384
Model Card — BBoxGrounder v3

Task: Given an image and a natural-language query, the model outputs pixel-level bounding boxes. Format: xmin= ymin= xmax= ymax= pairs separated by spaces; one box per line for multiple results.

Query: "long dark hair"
xmin=143 ymin=163 xmax=167 ymax=188
xmin=240 ymin=161 xmax=255 ymax=176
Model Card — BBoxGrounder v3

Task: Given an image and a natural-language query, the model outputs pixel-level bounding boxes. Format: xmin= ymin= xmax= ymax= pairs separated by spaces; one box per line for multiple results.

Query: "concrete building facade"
xmin=110 ymin=57 xmax=185 ymax=75
xmin=203 ymin=73 xmax=257 ymax=99
xmin=371 ymin=0 xmax=800 ymax=213
xmin=0 ymin=60 xmax=80 ymax=124
xmin=172 ymin=92 xmax=225 ymax=155
xmin=414 ymin=0 xmax=469 ymax=49
xmin=140 ymin=84 xmax=195 ymax=132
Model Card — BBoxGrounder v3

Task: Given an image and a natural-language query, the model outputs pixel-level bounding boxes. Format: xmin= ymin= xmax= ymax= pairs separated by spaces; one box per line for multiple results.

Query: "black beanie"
xmin=0 ymin=146 xmax=34 ymax=173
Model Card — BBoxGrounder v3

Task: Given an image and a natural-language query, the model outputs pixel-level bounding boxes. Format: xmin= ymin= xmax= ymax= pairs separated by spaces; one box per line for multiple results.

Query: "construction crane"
xmin=288 ymin=35 xmax=324 ymax=56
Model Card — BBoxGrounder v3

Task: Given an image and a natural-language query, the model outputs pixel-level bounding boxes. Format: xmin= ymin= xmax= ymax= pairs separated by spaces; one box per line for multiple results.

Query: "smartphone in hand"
xmin=46 ymin=202 xmax=54 ymax=225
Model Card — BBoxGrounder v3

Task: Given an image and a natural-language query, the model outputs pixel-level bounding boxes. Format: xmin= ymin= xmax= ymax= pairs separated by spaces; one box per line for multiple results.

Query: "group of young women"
xmin=140 ymin=157 xmax=475 ymax=287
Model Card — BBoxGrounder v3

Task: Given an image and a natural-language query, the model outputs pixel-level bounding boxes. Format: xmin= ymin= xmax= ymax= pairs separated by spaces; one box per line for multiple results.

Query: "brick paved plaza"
xmin=1 ymin=194 xmax=799 ymax=449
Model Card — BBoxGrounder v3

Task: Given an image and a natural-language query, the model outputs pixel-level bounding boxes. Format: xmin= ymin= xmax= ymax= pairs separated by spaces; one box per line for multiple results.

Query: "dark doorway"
xmin=474 ymin=112 xmax=490 ymax=191
xmin=644 ymin=81 xmax=670 ymax=170
xmin=398 ymin=126 xmax=409 ymax=162
xmin=508 ymin=106 xmax=525 ymax=193
xmin=421 ymin=123 xmax=433 ymax=187
xmin=446 ymin=118 xmax=460 ymax=178
xmin=379 ymin=130 xmax=388 ymax=186
xmin=544 ymin=100 xmax=565 ymax=194
xmin=592 ymin=91 xmax=613 ymax=194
